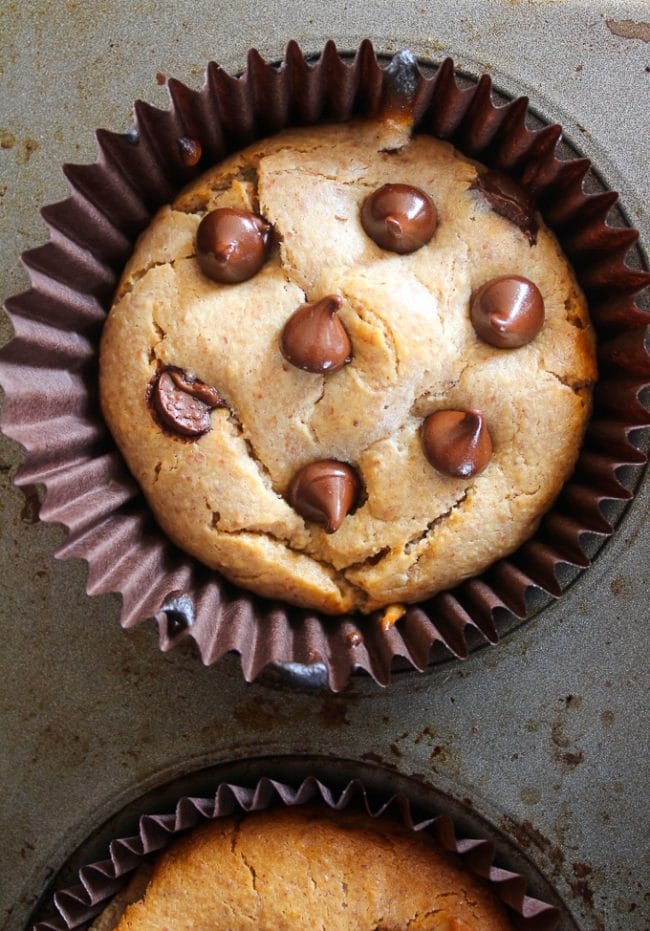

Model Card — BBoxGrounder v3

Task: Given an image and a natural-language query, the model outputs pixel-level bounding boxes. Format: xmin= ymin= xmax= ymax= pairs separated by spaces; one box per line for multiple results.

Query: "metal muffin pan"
xmin=1 ymin=3 xmax=648 ymax=930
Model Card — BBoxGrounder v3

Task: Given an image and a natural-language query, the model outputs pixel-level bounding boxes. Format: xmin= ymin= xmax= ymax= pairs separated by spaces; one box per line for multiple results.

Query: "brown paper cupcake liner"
xmin=1 ymin=42 xmax=648 ymax=689
xmin=32 ymin=774 xmax=561 ymax=931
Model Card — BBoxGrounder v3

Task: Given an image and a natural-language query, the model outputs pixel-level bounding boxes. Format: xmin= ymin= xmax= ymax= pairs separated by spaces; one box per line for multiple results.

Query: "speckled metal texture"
xmin=0 ymin=3 xmax=648 ymax=931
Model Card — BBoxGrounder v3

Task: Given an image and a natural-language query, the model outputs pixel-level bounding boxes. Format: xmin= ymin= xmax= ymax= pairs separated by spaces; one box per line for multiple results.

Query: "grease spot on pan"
xmin=606 ymin=19 xmax=650 ymax=42
xmin=520 ymin=786 xmax=541 ymax=806
xmin=609 ymin=575 xmax=625 ymax=595
xmin=0 ymin=129 xmax=16 ymax=149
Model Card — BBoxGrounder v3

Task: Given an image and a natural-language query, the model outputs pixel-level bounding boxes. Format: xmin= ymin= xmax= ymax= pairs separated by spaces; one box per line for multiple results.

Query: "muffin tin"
xmin=0 ymin=4 xmax=648 ymax=931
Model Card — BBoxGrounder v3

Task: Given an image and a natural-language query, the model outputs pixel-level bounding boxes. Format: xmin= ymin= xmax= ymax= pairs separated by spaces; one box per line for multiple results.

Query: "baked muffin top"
xmin=99 ymin=118 xmax=596 ymax=615
xmin=94 ymin=807 xmax=513 ymax=930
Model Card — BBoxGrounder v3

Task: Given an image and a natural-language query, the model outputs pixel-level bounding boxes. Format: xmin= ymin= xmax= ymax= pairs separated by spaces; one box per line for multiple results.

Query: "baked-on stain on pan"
xmin=0 ymin=42 xmax=647 ymax=689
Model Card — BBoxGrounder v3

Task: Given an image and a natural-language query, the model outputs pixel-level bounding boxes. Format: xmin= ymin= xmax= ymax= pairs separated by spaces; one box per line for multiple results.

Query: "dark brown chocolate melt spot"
xmin=196 ymin=208 xmax=271 ymax=284
xmin=152 ymin=368 xmax=226 ymax=438
xmin=471 ymin=275 xmax=545 ymax=348
xmin=288 ymin=460 xmax=360 ymax=533
xmin=360 ymin=183 xmax=437 ymax=254
xmin=471 ymin=170 xmax=539 ymax=245
xmin=421 ymin=410 xmax=493 ymax=478
xmin=178 ymin=136 xmax=202 ymax=167
xmin=281 ymin=295 xmax=352 ymax=374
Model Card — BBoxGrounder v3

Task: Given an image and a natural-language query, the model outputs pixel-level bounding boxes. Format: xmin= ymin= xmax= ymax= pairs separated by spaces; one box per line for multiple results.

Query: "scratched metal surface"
xmin=1 ymin=2 xmax=648 ymax=930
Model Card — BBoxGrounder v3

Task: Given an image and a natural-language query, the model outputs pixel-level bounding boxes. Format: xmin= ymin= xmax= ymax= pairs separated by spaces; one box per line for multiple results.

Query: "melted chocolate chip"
xmin=281 ymin=295 xmax=352 ymax=374
xmin=360 ymin=184 xmax=437 ymax=254
xmin=421 ymin=410 xmax=493 ymax=478
xmin=471 ymin=275 xmax=545 ymax=348
xmin=288 ymin=460 xmax=360 ymax=533
xmin=196 ymin=208 xmax=271 ymax=284
xmin=471 ymin=170 xmax=539 ymax=245
xmin=152 ymin=368 xmax=226 ymax=437
xmin=178 ymin=136 xmax=202 ymax=167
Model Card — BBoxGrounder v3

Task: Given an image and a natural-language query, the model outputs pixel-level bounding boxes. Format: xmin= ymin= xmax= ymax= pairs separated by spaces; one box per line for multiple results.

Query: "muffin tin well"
xmin=1 ymin=46 xmax=647 ymax=690
xmin=1 ymin=9 xmax=647 ymax=931
xmin=29 ymin=757 xmax=573 ymax=930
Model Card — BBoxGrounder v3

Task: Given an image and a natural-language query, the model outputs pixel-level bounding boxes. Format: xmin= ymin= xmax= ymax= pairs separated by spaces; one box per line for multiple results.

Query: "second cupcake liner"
xmin=0 ymin=41 xmax=648 ymax=689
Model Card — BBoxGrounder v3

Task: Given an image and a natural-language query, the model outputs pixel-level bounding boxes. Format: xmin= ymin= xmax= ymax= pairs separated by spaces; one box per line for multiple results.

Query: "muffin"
xmin=3 ymin=44 xmax=645 ymax=683
xmin=88 ymin=807 xmax=513 ymax=930
xmin=32 ymin=775 xmax=563 ymax=930
xmin=99 ymin=116 xmax=596 ymax=616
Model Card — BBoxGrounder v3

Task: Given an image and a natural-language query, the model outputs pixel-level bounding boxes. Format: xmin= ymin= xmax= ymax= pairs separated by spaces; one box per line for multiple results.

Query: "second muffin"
xmin=92 ymin=806 xmax=513 ymax=930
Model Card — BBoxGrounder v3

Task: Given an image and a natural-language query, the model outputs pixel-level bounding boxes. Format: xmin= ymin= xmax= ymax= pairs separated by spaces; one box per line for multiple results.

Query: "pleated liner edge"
xmin=33 ymin=775 xmax=562 ymax=931
xmin=1 ymin=41 xmax=648 ymax=690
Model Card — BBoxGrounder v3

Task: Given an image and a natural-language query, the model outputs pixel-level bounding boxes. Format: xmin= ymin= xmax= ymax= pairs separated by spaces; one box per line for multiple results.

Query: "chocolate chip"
xmin=471 ymin=275 xmax=545 ymax=348
xmin=471 ymin=170 xmax=538 ymax=245
xmin=281 ymin=295 xmax=352 ymax=374
xmin=421 ymin=410 xmax=493 ymax=478
xmin=288 ymin=460 xmax=361 ymax=533
xmin=360 ymin=183 xmax=437 ymax=254
xmin=196 ymin=208 xmax=271 ymax=284
xmin=152 ymin=368 xmax=226 ymax=438
xmin=178 ymin=136 xmax=202 ymax=167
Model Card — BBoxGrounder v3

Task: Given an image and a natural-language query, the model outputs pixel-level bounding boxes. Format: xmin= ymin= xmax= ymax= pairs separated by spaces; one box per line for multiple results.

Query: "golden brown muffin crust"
xmin=111 ymin=807 xmax=513 ymax=930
